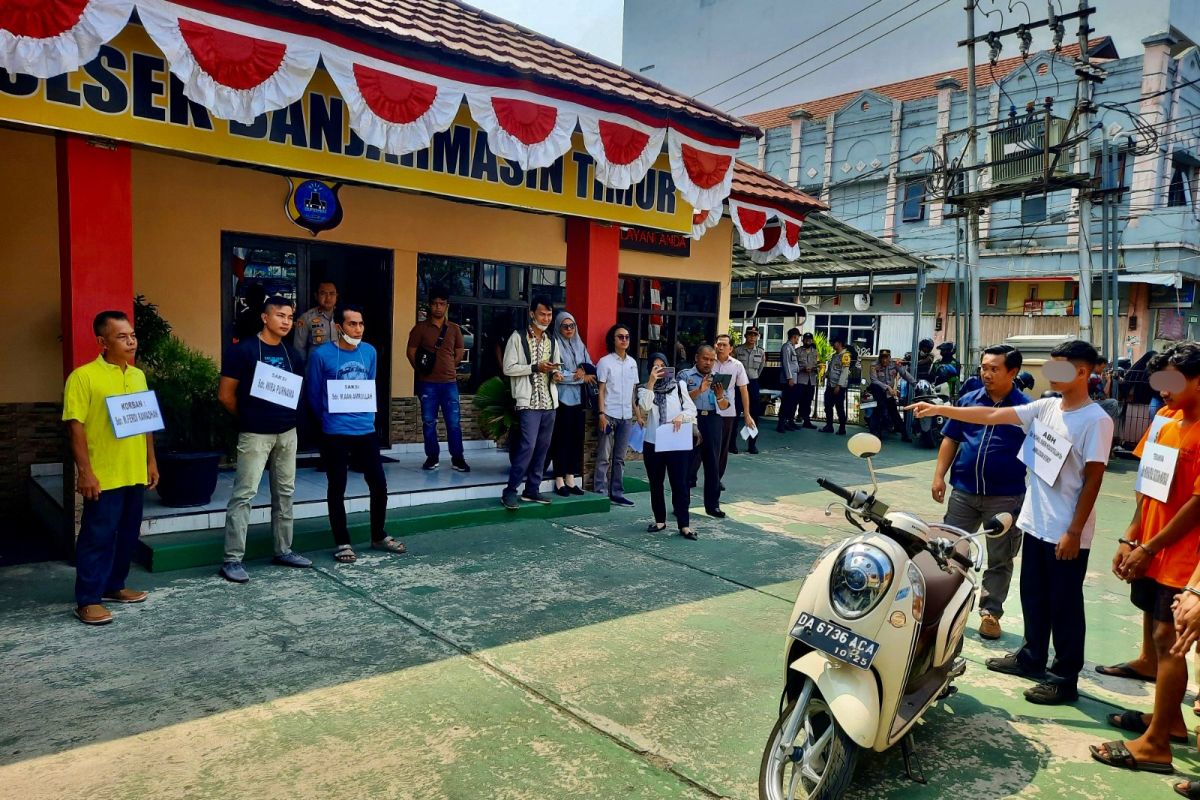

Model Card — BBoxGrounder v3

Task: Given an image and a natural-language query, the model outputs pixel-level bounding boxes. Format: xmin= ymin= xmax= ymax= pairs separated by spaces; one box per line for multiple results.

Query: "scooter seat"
xmin=912 ymin=541 xmax=968 ymax=626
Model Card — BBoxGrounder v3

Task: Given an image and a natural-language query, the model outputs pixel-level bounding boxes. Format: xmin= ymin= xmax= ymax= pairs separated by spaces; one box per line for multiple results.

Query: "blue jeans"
xmin=594 ymin=416 xmax=634 ymax=499
xmin=75 ymin=484 xmax=145 ymax=606
xmin=418 ymin=381 xmax=464 ymax=460
xmin=507 ymin=409 xmax=556 ymax=494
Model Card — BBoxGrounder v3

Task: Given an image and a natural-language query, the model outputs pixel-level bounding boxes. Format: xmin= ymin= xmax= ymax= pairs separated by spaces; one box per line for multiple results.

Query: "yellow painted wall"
xmin=6 ymin=128 xmax=735 ymax=402
xmin=1004 ymin=280 xmax=1070 ymax=313
xmin=0 ymin=128 xmax=62 ymax=403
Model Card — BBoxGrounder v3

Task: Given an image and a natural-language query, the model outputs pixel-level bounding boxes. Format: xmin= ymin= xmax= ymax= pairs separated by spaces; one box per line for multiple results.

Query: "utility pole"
xmin=1074 ymin=0 xmax=1094 ymax=344
xmin=963 ymin=0 xmax=981 ymax=365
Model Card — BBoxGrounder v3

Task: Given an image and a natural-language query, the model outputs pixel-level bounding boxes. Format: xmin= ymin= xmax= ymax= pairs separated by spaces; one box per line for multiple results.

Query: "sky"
xmin=467 ymin=0 xmax=1180 ymax=116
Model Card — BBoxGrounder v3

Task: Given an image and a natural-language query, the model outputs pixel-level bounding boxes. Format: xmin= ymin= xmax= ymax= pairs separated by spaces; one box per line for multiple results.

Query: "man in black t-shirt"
xmin=216 ymin=296 xmax=310 ymax=583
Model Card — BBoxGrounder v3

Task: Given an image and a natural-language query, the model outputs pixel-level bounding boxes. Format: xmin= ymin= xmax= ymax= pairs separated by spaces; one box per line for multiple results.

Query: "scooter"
xmin=758 ymin=433 xmax=1012 ymax=800
xmin=909 ymin=379 xmax=949 ymax=449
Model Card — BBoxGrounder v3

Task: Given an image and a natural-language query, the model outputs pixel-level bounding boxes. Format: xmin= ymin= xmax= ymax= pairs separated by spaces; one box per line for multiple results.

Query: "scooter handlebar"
xmin=817 ymin=478 xmax=855 ymax=504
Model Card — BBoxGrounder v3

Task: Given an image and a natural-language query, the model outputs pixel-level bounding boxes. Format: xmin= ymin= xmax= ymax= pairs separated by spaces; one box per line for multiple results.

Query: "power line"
xmin=720 ymin=0 xmax=953 ymax=112
xmin=693 ymin=0 xmax=889 ymax=98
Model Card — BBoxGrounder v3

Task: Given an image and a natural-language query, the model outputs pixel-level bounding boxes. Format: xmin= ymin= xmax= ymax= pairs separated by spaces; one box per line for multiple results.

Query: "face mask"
xmin=341 ymin=335 xmax=362 ymax=347
xmin=532 ymin=320 xmax=549 ymax=332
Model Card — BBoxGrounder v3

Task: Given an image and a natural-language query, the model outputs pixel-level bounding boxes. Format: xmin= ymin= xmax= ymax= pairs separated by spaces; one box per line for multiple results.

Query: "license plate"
xmin=789 ymin=612 xmax=880 ymax=670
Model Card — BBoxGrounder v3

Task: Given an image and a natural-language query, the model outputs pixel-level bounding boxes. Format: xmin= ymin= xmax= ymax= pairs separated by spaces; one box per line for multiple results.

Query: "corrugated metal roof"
xmin=262 ymin=0 xmax=759 ymax=136
xmin=745 ymin=38 xmax=1111 ymax=129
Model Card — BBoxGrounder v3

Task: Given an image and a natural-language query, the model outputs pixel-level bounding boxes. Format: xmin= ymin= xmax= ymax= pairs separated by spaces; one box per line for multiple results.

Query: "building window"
xmin=1168 ymin=164 xmax=1194 ymax=208
xmin=617 ymin=276 xmax=719 ymax=369
xmin=986 ymin=285 xmax=999 ymax=306
xmin=901 ymin=179 xmax=927 ymax=222
xmin=893 ymin=291 xmax=903 ymax=306
xmin=813 ymin=313 xmax=876 ymax=353
xmin=417 ymin=254 xmax=565 ymax=391
xmin=1027 ymin=285 xmax=1039 ymax=301
xmin=1021 ymin=194 xmax=1047 ymax=224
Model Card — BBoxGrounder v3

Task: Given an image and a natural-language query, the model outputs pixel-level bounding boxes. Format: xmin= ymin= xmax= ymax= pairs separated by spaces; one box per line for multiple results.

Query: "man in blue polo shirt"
xmin=931 ymin=344 xmax=1029 ymax=640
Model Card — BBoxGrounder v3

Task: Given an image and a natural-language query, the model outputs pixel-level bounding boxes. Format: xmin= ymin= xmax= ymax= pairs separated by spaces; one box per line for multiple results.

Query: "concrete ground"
xmin=0 ymin=426 xmax=1194 ymax=799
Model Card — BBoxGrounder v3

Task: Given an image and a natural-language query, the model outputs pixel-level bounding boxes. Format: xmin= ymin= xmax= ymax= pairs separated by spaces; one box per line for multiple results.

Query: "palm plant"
xmin=472 ymin=377 xmax=517 ymax=444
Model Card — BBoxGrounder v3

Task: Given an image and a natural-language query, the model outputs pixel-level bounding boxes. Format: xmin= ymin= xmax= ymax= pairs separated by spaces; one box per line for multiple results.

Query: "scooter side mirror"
xmin=983 ymin=512 xmax=1014 ymax=537
xmin=847 ymin=432 xmax=882 ymax=459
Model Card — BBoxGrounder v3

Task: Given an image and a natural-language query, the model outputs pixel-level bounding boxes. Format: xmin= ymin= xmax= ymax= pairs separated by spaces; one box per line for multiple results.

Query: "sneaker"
xmin=985 ymin=653 xmax=1044 ymax=680
xmin=1024 ymin=680 xmax=1078 ymax=705
xmin=979 ymin=614 xmax=1002 ymax=640
xmin=74 ymin=604 xmax=113 ymax=625
xmin=102 ymin=588 xmax=148 ymax=604
xmin=451 ymin=457 xmax=471 ymax=473
xmin=272 ymin=552 xmax=313 ymax=568
xmin=611 ymin=496 xmax=635 ymax=507
xmin=219 ymin=561 xmax=250 ymax=583
xmin=501 ymin=489 xmax=520 ymax=510
xmin=422 ymin=456 xmax=439 ymax=471
xmin=521 ymin=491 xmax=551 ymax=505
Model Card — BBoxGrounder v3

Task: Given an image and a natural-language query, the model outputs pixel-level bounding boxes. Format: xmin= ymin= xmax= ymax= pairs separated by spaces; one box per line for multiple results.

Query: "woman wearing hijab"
xmin=638 ymin=352 xmax=698 ymax=539
xmin=550 ymin=310 xmax=595 ymax=495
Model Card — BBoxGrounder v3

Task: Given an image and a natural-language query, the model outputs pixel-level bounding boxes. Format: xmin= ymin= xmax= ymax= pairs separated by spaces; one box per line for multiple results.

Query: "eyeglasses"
xmin=616 ymin=334 xmax=630 ymax=340
xmin=560 ymin=323 xmax=576 ymax=330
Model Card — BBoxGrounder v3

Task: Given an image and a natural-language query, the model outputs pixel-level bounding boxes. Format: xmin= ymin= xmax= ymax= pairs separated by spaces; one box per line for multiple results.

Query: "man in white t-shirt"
xmin=595 ymin=323 xmax=641 ymax=506
xmin=908 ymin=339 xmax=1113 ymax=705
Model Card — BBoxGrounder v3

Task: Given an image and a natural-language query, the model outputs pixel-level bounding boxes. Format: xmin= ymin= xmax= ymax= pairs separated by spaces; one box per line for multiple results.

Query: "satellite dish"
xmin=853 ymin=293 xmax=873 ymax=311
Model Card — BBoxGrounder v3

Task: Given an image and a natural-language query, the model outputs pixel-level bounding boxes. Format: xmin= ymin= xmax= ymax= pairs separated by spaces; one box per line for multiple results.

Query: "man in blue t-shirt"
xmin=306 ymin=304 xmax=406 ymax=563
xmin=218 ymin=296 xmax=311 ymax=583
xmin=931 ymin=344 xmax=1029 ymax=641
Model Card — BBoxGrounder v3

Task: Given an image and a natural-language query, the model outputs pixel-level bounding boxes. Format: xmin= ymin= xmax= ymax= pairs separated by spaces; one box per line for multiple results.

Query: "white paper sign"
xmin=105 ymin=390 xmax=165 ymax=439
xmin=740 ymin=423 xmax=759 ymax=440
xmin=1018 ymin=419 xmax=1072 ymax=487
xmin=249 ymin=361 xmax=302 ymax=409
xmin=327 ymin=380 xmax=377 ymax=413
xmin=1147 ymin=413 xmax=1172 ymax=445
xmin=1136 ymin=441 xmax=1179 ymax=503
xmin=654 ymin=422 xmax=694 ymax=452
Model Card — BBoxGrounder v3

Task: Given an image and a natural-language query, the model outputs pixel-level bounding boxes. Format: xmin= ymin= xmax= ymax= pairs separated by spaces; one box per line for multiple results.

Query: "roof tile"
xmin=732 ymin=161 xmax=827 ymax=214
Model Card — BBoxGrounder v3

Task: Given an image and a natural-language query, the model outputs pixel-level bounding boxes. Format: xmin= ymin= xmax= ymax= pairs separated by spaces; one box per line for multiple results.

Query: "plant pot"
xmin=156 ymin=450 xmax=221 ymax=507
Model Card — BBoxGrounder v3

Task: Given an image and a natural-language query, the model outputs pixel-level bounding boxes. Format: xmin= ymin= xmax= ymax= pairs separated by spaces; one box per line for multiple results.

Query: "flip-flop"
xmin=1089 ymin=740 xmax=1174 ymax=774
xmin=1095 ymin=662 xmax=1157 ymax=682
xmin=1106 ymin=709 xmax=1189 ymax=744
xmin=1176 ymin=780 xmax=1200 ymax=799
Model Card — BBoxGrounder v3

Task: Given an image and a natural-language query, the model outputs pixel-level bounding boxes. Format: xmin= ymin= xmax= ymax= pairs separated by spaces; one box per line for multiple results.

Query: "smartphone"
xmin=661 ymin=367 xmax=676 ymax=383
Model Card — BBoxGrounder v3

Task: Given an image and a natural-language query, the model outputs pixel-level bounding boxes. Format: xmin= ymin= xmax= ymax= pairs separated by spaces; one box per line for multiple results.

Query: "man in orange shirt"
xmin=1092 ymin=342 xmax=1200 ymax=776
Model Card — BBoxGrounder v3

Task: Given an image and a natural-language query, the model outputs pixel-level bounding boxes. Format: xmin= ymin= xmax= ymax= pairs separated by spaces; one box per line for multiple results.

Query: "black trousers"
xmin=866 ymin=384 xmax=905 ymax=435
xmin=321 ymin=433 xmax=388 ymax=546
xmin=795 ymin=382 xmax=815 ymax=423
xmin=736 ymin=378 xmax=761 ymax=422
xmin=824 ymin=385 xmax=847 ymax=429
xmin=644 ymin=442 xmax=690 ymax=529
xmin=690 ymin=412 xmax=724 ymax=511
xmin=717 ymin=416 xmax=736 ymax=477
xmin=1016 ymin=533 xmax=1090 ymax=684
xmin=551 ymin=402 xmax=585 ymax=477
xmin=777 ymin=383 xmax=798 ymax=429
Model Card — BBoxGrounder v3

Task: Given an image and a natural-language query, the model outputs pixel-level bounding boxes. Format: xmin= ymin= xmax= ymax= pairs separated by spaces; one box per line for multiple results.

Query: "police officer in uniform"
xmin=731 ymin=327 xmax=766 ymax=454
xmin=294 ymin=281 xmax=340 ymax=358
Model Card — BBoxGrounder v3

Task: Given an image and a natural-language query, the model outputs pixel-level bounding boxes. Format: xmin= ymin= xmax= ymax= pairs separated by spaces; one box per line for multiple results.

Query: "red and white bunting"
xmin=322 ymin=48 xmax=463 ymax=156
xmin=727 ymin=198 xmax=770 ymax=250
xmin=0 ymin=0 xmax=133 ymax=78
xmin=667 ymin=128 xmax=736 ymax=211
xmin=750 ymin=219 xmax=804 ymax=263
xmin=465 ymin=91 xmax=577 ymax=171
xmin=690 ymin=207 xmax=722 ymax=240
xmin=578 ymin=113 xmax=665 ymax=191
xmin=137 ymin=0 xmax=319 ymax=124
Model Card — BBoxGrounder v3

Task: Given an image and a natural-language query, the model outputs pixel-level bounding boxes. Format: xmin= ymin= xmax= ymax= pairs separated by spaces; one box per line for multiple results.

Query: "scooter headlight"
xmin=829 ymin=543 xmax=894 ymax=620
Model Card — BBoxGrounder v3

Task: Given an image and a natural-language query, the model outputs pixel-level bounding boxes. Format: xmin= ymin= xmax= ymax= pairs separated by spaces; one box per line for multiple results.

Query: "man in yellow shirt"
xmin=62 ymin=311 xmax=159 ymax=625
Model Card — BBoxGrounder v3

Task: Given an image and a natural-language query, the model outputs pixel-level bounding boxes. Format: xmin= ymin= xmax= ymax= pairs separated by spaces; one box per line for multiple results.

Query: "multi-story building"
xmin=626 ymin=3 xmax=1200 ymax=360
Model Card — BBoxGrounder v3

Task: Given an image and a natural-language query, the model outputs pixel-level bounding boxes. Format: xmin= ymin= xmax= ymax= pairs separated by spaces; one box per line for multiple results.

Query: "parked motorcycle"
xmin=758 ymin=433 xmax=1012 ymax=800
xmin=909 ymin=379 xmax=949 ymax=448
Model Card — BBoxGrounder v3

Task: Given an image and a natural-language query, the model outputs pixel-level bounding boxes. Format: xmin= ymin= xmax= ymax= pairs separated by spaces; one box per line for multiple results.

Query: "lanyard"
xmin=257 ymin=336 xmax=293 ymax=372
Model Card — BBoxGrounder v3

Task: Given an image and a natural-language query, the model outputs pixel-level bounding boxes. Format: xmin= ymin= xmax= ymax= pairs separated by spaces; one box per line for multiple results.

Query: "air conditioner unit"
xmin=853 ymin=293 xmax=873 ymax=311
xmin=801 ymin=294 xmax=822 ymax=306
xmin=988 ymin=115 xmax=1074 ymax=187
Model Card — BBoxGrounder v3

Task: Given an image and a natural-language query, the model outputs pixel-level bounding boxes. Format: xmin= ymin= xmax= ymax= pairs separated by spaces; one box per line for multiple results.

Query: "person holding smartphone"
xmin=595 ymin=324 xmax=640 ymax=507
xmin=638 ymin=353 xmax=697 ymax=538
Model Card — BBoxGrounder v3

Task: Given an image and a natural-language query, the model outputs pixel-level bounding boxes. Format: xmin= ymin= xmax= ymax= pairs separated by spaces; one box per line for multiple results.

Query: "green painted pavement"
xmin=0 ymin=424 xmax=1193 ymax=799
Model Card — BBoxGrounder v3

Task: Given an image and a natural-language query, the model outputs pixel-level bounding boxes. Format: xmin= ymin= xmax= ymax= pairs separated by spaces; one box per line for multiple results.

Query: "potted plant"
xmin=472 ymin=376 xmax=517 ymax=448
xmin=135 ymin=296 xmax=234 ymax=506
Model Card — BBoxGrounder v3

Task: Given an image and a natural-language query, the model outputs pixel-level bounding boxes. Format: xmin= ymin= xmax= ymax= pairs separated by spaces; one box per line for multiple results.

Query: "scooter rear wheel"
xmin=758 ymin=678 xmax=859 ymax=800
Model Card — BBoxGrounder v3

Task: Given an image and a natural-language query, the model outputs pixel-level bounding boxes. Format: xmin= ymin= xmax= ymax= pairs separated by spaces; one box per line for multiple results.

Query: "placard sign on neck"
xmin=249 ymin=361 xmax=302 ymax=409
xmin=106 ymin=390 xmax=165 ymax=439
xmin=327 ymin=380 xmax=376 ymax=413
xmin=1017 ymin=419 xmax=1072 ymax=487
xmin=1135 ymin=440 xmax=1179 ymax=503
xmin=1147 ymin=413 xmax=1173 ymax=445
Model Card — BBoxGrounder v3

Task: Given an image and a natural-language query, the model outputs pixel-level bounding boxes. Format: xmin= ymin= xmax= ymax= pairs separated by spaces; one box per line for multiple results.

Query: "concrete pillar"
xmin=928 ymin=77 xmax=961 ymax=230
xmin=1130 ymin=33 xmax=1179 ymax=216
xmin=564 ymin=217 xmax=620 ymax=359
xmin=787 ymin=108 xmax=810 ymax=187
xmin=821 ymin=115 xmax=835 ymax=202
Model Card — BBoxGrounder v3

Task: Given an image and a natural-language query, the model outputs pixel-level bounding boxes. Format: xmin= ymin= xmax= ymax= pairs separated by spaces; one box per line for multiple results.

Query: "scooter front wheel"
xmin=758 ymin=678 xmax=859 ymax=800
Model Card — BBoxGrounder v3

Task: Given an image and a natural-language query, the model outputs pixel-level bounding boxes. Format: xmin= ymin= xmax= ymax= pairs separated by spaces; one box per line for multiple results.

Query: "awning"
xmin=1118 ymin=273 xmax=1184 ymax=287
xmin=731 ymin=212 xmax=930 ymax=280
xmin=0 ymin=0 xmax=750 ymax=209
